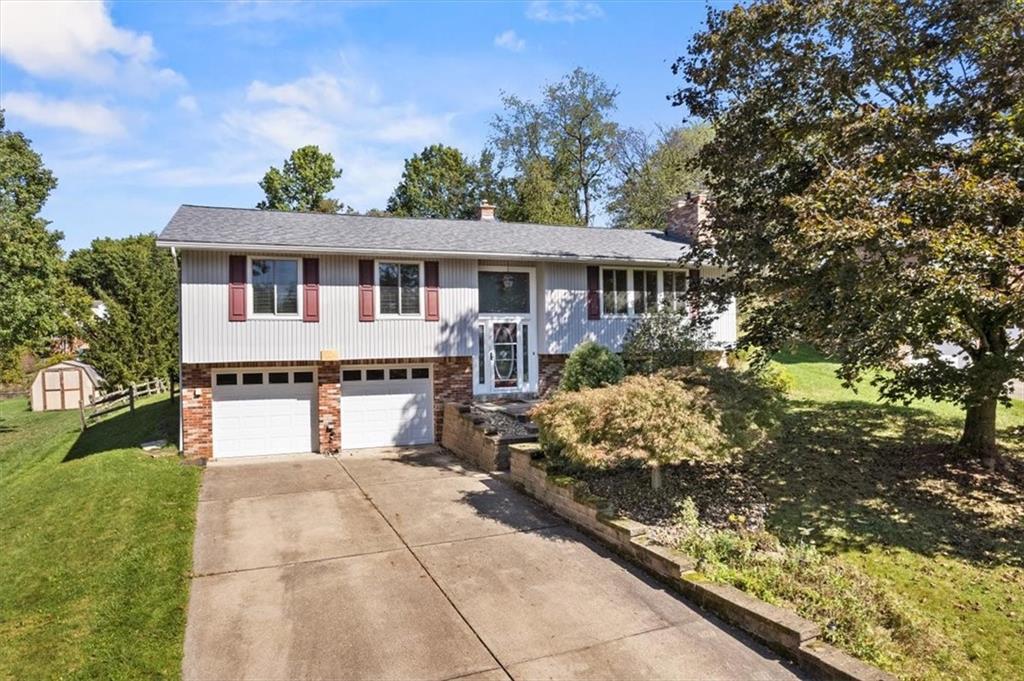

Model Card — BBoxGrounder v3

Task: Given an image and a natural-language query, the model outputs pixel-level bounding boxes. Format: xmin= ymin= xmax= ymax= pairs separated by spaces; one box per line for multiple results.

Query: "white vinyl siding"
xmin=181 ymin=252 xmax=476 ymax=363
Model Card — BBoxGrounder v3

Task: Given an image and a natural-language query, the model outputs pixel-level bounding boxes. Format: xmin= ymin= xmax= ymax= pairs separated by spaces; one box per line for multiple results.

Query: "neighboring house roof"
xmin=156 ymin=205 xmax=694 ymax=265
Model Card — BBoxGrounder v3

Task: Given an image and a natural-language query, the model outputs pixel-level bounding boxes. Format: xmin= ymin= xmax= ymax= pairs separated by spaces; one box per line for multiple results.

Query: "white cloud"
xmin=0 ymin=0 xmax=183 ymax=90
xmin=1 ymin=92 xmax=126 ymax=137
xmin=177 ymin=95 xmax=199 ymax=113
xmin=494 ymin=30 xmax=526 ymax=52
xmin=223 ymin=71 xmax=455 ymax=151
xmin=525 ymin=1 xmax=603 ymax=23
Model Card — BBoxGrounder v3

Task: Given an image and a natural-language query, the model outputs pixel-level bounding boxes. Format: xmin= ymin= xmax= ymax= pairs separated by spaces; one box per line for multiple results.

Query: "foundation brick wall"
xmin=318 ymin=362 xmax=341 ymax=454
xmin=538 ymin=354 xmax=568 ymax=396
xmin=432 ymin=357 xmax=473 ymax=440
xmin=181 ymin=364 xmax=212 ymax=460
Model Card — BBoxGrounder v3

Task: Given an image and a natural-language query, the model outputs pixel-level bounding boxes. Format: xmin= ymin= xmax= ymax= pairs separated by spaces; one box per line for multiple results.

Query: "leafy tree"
xmin=257 ymin=145 xmax=343 ymax=212
xmin=491 ymin=68 xmax=623 ymax=225
xmin=559 ymin=341 xmax=625 ymax=391
xmin=0 ymin=111 xmax=76 ymax=376
xmin=386 ymin=144 xmax=481 ymax=219
xmin=672 ymin=0 xmax=1024 ymax=459
xmin=70 ymin=235 xmax=178 ymax=387
xmin=501 ymin=157 xmax=577 ymax=225
xmin=608 ymin=124 xmax=712 ymax=229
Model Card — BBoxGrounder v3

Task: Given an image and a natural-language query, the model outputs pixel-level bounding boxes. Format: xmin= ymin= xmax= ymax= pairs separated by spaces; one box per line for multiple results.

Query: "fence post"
xmin=78 ymin=398 xmax=87 ymax=432
xmin=129 ymin=384 xmax=136 ymax=413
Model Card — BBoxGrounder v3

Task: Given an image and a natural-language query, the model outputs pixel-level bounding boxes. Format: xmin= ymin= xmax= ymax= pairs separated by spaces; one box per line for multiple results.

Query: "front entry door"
xmin=481 ymin=318 xmax=535 ymax=393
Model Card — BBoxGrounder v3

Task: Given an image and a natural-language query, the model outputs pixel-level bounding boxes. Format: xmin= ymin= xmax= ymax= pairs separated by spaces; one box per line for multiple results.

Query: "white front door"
xmin=212 ymin=368 xmax=317 ymax=458
xmin=474 ymin=266 xmax=538 ymax=395
xmin=340 ymin=365 xmax=434 ymax=449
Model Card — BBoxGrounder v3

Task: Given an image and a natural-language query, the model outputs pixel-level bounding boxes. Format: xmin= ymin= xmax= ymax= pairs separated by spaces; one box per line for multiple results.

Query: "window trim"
xmin=247 ymin=255 xmax=304 ymax=320
xmin=374 ymin=259 xmax=425 ymax=319
xmin=598 ymin=267 xmax=694 ymax=319
xmin=476 ymin=265 xmax=536 ymax=317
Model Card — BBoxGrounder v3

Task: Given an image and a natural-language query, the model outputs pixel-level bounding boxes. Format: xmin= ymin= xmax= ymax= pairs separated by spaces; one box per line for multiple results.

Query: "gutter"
xmin=154 ymin=239 xmax=695 ymax=267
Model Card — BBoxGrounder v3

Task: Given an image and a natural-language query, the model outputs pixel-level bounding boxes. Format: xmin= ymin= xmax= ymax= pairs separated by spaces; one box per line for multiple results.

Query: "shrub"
xmin=559 ymin=341 xmax=625 ymax=391
xmin=672 ymin=499 xmax=961 ymax=674
xmin=621 ymin=309 xmax=712 ymax=374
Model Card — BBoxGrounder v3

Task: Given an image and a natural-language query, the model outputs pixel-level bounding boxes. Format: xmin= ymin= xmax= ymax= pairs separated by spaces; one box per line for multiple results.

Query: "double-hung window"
xmin=251 ymin=258 xmax=299 ymax=316
xmin=663 ymin=270 xmax=689 ymax=313
xmin=602 ymin=269 xmax=629 ymax=316
xmin=632 ymin=270 xmax=659 ymax=315
xmin=378 ymin=261 xmax=422 ymax=316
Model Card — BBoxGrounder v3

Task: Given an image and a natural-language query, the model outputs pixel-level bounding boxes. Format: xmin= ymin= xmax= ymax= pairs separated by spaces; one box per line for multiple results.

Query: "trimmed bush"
xmin=621 ymin=309 xmax=711 ymax=374
xmin=559 ymin=341 xmax=625 ymax=391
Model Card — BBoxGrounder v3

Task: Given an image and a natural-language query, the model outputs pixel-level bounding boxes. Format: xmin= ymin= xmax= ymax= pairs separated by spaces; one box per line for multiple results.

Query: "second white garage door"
xmin=340 ymin=365 xmax=434 ymax=450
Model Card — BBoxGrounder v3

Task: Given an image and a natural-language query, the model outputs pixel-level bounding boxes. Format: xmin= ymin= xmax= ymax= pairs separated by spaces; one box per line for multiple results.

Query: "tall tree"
xmin=0 ymin=111 xmax=74 ymax=376
xmin=491 ymin=68 xmax=623 ymax=225
xmin=673 ymin=0 xmax=1024 ymax=459
xmin=69 ymin=235 xmax=178 ymax=387
xmin=386 ymin=144 xmax=481 ymax=219
xmin=257 ymin=145 xmax=344 ymax=212
xmin=501 ymin=157 xmax=577 ymax=225
xmin=608 ymin=124 xmax=712 ymax=229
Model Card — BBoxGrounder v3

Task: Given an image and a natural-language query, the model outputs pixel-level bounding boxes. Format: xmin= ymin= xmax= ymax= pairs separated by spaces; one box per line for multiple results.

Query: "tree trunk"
xmin=959 ymin=397 xmax=998 ymax=461
xmin=650 ymin=461 xmax=662 ymax=491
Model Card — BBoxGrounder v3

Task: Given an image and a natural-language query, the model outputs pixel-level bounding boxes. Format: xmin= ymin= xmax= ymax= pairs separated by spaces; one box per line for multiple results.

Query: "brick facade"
xmin=180 ymin=356 xmax=475 ymax=459
xmin=538 ymin=354 xmax=569 ymax=396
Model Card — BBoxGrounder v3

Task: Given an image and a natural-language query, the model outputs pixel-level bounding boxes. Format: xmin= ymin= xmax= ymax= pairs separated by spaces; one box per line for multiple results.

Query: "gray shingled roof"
xmin=156 ymin=205 xmax=692 ymax=264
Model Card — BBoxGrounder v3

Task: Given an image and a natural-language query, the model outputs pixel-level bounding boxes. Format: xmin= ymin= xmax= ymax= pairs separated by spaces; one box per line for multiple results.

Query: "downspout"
xmin=172 ymin=246 xmax=183 ymax=454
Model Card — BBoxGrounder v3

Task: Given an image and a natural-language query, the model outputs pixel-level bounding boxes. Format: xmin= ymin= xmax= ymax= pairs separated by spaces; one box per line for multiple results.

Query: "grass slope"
xmin=0 ymin=396 xmax=200 ymax=680
xmin=764 ymin=348 xmax=1023 ymax=679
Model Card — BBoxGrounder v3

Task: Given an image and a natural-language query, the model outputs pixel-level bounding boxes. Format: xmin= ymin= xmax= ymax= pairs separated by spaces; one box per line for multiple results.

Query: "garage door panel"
xmin=341 ymin=370 xmax=433 ymax=450
xmin=213 ymin=371 xmax=316 ymax=458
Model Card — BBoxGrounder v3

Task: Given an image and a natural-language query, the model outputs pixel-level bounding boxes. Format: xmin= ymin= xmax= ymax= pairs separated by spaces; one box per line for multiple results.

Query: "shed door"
xmin=212 ymin=369 xmax=316 ymax=458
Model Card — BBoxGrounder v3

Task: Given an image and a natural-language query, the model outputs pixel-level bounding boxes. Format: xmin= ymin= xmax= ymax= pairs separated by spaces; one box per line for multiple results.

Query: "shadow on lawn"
xmin=64 ymin=399 xmax=177 ymax=463
xmin=745 ymin=398 xmax=1024 ymax=567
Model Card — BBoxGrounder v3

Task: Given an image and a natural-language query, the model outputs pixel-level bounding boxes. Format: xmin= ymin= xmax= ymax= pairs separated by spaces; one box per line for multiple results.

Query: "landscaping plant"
xmin=620 ymin=308 xmax=711 ymax=374
xmin=558 ymin=340 xmax=625 ymax=392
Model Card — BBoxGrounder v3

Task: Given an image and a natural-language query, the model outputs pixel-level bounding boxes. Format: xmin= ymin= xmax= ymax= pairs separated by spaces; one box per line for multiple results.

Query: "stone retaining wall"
xmin=441 ymin=402 xmax=537 ymax=471
xmin=508 ymin=442 xmax=895 ymax=681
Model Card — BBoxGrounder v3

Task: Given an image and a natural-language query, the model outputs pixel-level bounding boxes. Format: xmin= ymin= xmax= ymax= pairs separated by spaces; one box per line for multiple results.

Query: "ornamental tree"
xmin=672 ymin=0 xmax=1023 ymax=459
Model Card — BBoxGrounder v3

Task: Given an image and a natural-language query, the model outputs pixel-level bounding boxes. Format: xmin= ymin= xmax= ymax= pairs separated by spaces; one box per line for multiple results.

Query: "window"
xmin=663 ymin=270 xmax=688 ymax=312
xmin=602 ymin=269 xmax=628 ymax=315
xmin=251 ymin=258 xmax=299 ymax=315
xmin=342 ymin=370 xmax=362 ymax=382
xmin=378 ymin=262 xmax=421 ymax=316
xmin=365 ymin=369 xmax=385 ymax=381
xmin=389 ymin=368 xmax=408 ymax=380
xmin=268 ymin=372 xmax=289 ymax=384
xmin=216 ymin=373 xmax=238 ymax=386
xmin=522 ymin=323 xmax=529 ymax=383
xmin=478 ymin=271 xmax=530 ymax=313
xmin=411 ymin=367 xmax=430 ymax=379
xmin=633 ymin=270 xmax=659 ymax=315
xmin=242 ymin=372 xmax=263 ymax=385
xmin=293 ymin=371 xmax=314 ymax=383
xmin=477 ymin=324 xmax=485 ymax=385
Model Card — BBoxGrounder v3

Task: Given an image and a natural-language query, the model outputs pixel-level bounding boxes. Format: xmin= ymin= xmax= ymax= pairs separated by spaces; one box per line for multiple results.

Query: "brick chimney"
xmin=475 ymin=201 xmax=496 ymax=221
xmin=665 ymin=192 xmax=708 ymax=242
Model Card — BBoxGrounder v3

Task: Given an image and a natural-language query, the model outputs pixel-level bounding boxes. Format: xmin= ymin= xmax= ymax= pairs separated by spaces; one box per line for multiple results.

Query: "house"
xmin=30 ymin=360 xmax=103 ymax=412
xmin=155 ymin=194 xmax=736 ymax=460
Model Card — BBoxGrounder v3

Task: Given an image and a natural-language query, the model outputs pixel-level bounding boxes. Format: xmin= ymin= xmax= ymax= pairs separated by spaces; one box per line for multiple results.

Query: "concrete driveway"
xmin=184 ymin=447 xmax=805 ymax=681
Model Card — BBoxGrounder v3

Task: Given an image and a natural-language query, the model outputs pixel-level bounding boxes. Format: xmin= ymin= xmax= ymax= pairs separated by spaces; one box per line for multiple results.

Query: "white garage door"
xmin=340 ymin=365 xmax=434 ymax=450
xmin=212 ymin=368 xmax=316 ymax=458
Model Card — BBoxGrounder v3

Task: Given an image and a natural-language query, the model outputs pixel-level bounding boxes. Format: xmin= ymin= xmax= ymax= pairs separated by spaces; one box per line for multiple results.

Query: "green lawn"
xmin=0 ymin=395 xmax=200 ymax=680
xmin=760 ymin=348 xmax=1023 ymax=679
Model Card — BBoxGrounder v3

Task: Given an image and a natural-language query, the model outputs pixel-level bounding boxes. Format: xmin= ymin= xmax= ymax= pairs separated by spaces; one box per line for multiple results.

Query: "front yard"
xmin=542 ymin=348 xmax=1023 ymax=680
xmin=0 ymin=396 xmax=200 ymax=680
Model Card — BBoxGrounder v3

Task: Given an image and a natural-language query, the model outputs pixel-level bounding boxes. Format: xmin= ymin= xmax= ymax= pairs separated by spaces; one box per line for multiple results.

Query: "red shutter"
xmin=424 ymin=261 xmax=439 ymax=321
xmin=358 ymin=259 xmax=375 ymax=322
xmin=303 ymin=258 xmax=319 ymax=322
xmin=228 ymin=255 xmax=247 ymax=322
xmin=586 ymin=266 xmax=600 ymax=320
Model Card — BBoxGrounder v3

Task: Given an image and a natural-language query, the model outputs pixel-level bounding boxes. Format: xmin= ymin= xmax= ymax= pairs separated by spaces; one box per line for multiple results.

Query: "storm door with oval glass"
xmin=474 ymin=267 xmax=538 ymax=394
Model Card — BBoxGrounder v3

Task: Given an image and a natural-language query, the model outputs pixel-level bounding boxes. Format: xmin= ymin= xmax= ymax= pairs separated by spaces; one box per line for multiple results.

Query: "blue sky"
xmin=1 ymin=1 xmax=715 ymax=251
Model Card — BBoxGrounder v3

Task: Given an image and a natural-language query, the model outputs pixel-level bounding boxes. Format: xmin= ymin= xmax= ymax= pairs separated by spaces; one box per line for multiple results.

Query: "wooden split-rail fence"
xmin=79 ymin=377 xmax=173 ymax=430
